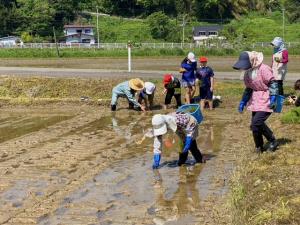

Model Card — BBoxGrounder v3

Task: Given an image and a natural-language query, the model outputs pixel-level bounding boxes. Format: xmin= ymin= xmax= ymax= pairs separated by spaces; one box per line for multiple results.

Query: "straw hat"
xmin=129 ymin=78 xmax=145 ymax=91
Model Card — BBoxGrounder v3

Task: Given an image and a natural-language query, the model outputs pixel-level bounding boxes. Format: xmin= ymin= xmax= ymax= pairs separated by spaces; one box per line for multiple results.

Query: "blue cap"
xmin=233 ymin=52 xmax=251 ymax=70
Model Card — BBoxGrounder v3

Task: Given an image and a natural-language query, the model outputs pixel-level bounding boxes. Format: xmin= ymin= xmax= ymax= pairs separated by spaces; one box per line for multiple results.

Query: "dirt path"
xmin=0 ymin=104 xmax=250 ymax=225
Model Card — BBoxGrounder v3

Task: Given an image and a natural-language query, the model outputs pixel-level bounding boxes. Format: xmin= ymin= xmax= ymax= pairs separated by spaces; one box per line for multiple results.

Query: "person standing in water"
xmin=151 ymin=112 xmax=204 ymax=169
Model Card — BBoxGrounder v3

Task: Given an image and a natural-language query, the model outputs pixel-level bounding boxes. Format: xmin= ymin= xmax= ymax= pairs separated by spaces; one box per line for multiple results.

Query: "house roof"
xmin=193 ymin=25 xmax=223 ymax=36
xmin=64 ymin=33 xmax=95 ymax=38
xmin=64 ymin=25 xmax=94 ymax=29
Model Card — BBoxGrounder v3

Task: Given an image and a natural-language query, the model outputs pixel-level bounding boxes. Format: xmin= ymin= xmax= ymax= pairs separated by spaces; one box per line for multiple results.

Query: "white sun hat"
xmin=144 ymin=82 xmax=156 ymax=95
xmin=152 ymin=114 xmax=177 ymax=136
xmin=187 ymin=52 xmax=196 ymax=62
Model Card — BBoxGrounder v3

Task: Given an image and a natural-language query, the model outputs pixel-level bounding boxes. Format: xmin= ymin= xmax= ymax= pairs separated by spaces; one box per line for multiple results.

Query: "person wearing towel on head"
xmin=138 ymin=81 xmax=156 ymax=110
xmin=233 ymin=51 xmax=279 ymax=153
xmin=111 ymin=78 xmax=146 ymax=112
xmin=151 ymin=112 xmax=204 ymax=169
xmin=270 ymin=37 xmax=289 ymax=95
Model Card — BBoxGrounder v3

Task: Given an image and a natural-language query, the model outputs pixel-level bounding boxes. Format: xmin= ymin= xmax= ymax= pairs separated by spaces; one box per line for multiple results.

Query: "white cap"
xmin=144 ymin=82 xmax=156 ymax=95
xmin=187 ymin=52 xmax=196 ymax=62
xmin=152 ymin=114 xmax=177 ymax=136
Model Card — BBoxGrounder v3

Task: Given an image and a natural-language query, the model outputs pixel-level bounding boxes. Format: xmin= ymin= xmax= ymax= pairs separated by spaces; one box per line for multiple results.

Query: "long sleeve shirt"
xmin=271 ymin=49 xmax=288 ymax=80
xmin=153 ymin=113 xmax=198 ymax=155
xmin=112 ymin=81 xmax=141 ymax=108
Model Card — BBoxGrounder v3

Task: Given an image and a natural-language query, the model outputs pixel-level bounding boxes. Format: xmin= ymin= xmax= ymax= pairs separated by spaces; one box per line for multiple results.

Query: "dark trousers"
xmin=165 ymin=89 xmax=182 ymax=107
xmin=251 ymin=112 xmax=275 ymax=148
xmin=178 ymin=140 xmax=203 ymax=165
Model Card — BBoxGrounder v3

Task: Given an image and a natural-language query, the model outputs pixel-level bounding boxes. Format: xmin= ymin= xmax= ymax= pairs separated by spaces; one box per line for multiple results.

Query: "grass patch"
xmin=281 ymin=107 xmax=300 ymax=124
xmin=229 ymin=123 xmax=300 ymax=225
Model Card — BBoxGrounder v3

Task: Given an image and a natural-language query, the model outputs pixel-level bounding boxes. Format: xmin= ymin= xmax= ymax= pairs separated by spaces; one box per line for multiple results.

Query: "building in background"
xmin=64 ymin=25 xmax=95 ymax=44
xmin=0 ymin=36 xmax=23 ymax=47
xmin=193 ymin=25 xmax=224 ymax=46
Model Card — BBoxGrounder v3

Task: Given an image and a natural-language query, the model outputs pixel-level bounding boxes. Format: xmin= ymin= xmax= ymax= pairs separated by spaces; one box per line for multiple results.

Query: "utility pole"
xmin=182 ymin=15 xmax=186 ymax=45
xmin=53 ymin=26 xmax=60 ymax=58
xmin=282 ymin=8 xmax=285 ymax=40
xmin=96 ymin=6 xmax=100 ymax=48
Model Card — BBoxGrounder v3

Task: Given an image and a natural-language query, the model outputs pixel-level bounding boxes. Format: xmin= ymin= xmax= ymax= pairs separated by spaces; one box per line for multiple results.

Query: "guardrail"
xmin=1 ymin=42 xmax=300 ymax=49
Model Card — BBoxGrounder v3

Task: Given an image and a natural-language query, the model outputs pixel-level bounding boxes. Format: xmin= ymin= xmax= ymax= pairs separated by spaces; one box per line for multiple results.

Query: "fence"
xmin=1 ymin=42 xmax=300 ymax=49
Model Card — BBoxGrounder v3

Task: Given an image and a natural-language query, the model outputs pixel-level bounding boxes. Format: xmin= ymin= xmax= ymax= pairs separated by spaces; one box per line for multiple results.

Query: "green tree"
xmin=147 ymin=11 xmax=172 ymax=40
xmin=284 ymin=0 xmax=300 ymax=22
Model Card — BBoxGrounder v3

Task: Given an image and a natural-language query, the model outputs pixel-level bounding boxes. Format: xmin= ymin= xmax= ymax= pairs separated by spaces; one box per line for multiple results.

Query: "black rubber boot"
xmin=261 ymin=124 xmax=278 ymax=152
xmin=178 ymin=152 xmax=188 ymax=166
xmin=111 ymin=105 xmax=116 ymax=111
xmin=252 ymin=131 xmax=264 ymax=153
xmin=190 ymin=140 xmax=204 ymax=163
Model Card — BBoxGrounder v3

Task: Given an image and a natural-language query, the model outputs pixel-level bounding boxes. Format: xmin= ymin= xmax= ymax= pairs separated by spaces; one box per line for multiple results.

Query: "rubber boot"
xmin=252 ymin=131 xmax=264 ymax=153
xmin=178 ymin=152 xmax=188 ymax=166
xmin=262 ymin=124 xmax=278 ymax=152
xmin=190 ymin=140 xmax=204 ymax=163
xmin=111 ymin=105 xmax=116 ymax=111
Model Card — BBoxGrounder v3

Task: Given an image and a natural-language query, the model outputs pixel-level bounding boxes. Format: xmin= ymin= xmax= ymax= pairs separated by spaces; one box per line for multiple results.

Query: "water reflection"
xmin=153 ymin=165 xmax=202 ymax=221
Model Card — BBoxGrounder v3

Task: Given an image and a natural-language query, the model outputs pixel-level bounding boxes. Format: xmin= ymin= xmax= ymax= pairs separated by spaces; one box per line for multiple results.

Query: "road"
xmin=0 ymin=66 xmax=299 ymax=81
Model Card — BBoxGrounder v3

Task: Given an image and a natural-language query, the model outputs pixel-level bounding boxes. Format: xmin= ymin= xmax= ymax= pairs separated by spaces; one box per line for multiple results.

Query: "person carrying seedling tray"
xmin=233 ymin=51 xmax=280 ymax=153
xmin=196 ymin=56 xmax=215 ymax=110
xmin=163 ymin=74 xmax=182 ymax=109
xmin=151 ymin=112 xmax=204 ymax=169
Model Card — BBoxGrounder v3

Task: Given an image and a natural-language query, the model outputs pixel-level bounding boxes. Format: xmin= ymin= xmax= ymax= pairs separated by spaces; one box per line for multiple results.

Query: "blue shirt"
xmin=181 ymin=61 xmax=197 ymax=82
xmin=196 ymin=66 xmax=214 ymax=88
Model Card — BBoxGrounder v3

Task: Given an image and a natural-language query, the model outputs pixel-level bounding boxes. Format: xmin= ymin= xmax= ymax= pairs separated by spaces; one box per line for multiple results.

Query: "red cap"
xmin=199 ymin=56 xmax=208 ymax=62
xmin=163 ymin=74 xmax=172 ymax=84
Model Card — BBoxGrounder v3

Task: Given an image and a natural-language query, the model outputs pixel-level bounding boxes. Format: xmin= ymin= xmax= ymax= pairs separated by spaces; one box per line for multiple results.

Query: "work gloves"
xmin=238 ymin=87 xmax=253 ymax=113
xmin=238 ymin=101 xmax=246 ymax=113
xmin=152 ymin=154 xmax=161 ymax=169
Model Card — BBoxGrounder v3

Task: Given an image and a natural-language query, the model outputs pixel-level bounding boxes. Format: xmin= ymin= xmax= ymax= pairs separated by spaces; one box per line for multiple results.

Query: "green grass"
xmin=281 ymin=107 xmax=300 ymax=124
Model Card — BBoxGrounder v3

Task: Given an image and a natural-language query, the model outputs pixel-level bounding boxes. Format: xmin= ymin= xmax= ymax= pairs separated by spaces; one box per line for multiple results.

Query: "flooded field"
xmin=0 ymin=105 xmax=246 ymax=225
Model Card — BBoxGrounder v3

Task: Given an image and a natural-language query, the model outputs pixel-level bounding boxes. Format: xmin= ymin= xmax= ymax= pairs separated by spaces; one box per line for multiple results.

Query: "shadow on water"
xmin=37 ymin=113 xmax=230 ymax=225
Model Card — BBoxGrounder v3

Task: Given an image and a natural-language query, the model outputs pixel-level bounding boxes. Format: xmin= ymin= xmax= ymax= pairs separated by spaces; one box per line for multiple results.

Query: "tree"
xmin=147 ymin=11 xmax=172 ymax=40
xmin=0 ymin=0 xmax=18 ymax=36
xmin=284 ymin=0 xmax=300 ymax=22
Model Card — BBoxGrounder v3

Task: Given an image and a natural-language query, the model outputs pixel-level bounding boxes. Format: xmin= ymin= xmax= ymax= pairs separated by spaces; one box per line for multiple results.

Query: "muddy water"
xmin=0 ymin=107 xmax=236 ymax=224
xmin=0 ymin=113 xmax=73 ymax=143
xmin=36 ymin=113 xmax=230 ymax=225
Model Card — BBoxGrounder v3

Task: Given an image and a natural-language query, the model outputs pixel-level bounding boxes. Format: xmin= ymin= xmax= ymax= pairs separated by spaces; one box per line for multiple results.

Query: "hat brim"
xmin=189 ymin=59 xmax=196 ymax=62
xmin=233 ymin=60 xmax=251 ymax=70
xmin=129 ymin=79 xmax=144 ymax=91
xmin=153 ymin=123 xmax=167 ymax=136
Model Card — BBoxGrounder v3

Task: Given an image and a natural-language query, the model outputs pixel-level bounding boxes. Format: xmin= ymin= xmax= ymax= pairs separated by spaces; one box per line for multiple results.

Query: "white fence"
xmin=1 ymin=42 xmax=300 ymax=49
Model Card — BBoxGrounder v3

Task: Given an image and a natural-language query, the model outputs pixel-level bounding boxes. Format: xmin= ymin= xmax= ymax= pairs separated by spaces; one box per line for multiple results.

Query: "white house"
xmin=64 ymin=25 xmax=95 ymax=44
xmin=192 ymin=25 xmax=224 ymax=45
xmin=0 ymin=36 xmax=23 ymax=47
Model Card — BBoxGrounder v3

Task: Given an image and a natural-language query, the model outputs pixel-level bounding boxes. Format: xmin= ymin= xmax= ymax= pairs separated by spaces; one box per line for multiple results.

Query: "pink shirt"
xmin=244 ymin=64 xmax=275 ymax=112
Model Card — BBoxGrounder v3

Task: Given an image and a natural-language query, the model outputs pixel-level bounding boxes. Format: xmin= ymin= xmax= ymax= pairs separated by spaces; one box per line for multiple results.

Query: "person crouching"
xmin=151 ymin=112 xmax=204 ymax=169
xmin=111 ymin=78 xmax=146 ymax=112
xmin=138 ymin=82 xmax=156 ymax=110
xmin=163 ymin=74 xmax=182 ymax=109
